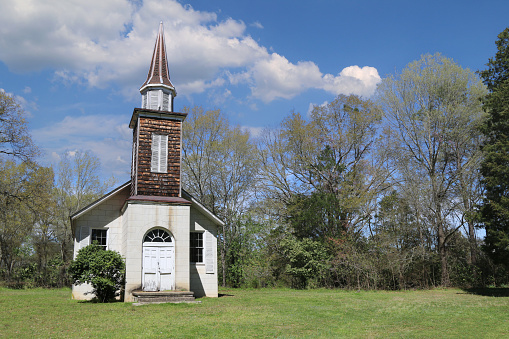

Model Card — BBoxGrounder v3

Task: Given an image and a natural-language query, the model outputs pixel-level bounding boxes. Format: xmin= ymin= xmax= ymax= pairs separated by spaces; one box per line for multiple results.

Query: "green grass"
xmin=0 ymin=287 xmax=508 ymax=338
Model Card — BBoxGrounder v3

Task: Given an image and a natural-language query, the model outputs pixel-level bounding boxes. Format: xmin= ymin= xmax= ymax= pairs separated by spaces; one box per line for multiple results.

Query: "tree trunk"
xmin=438 ymin=222 xmax=449 ymax=286
xmin=467 ymin=220 xmax=478 ymax=282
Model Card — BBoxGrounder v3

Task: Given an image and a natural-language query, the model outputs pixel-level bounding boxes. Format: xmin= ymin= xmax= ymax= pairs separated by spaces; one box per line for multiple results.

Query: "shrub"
xmin=69 ymin=244 xmax=125 ymax=302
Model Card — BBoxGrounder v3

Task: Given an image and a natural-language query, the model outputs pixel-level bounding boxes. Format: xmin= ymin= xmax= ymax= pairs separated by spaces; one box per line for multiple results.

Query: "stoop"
xmin=131 ymin=290 xmax=199 ymax=305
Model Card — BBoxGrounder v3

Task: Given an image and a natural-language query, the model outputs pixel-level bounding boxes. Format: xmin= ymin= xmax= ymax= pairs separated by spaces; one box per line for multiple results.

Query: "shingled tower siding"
xmin=134 ymin=116 xmax=181 ymax=197
xmin=130 ymin=124 xmax=138 ymax=196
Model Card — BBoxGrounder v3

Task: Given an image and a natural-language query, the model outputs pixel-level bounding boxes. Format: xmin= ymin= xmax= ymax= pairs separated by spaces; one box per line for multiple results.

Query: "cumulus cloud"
xmin=0 ymin=0 xmax=380 ymax=104
xmin=32 ymin=114 xmax=132 ymax=180
xmin=234 ymin=57 xmax=381 ymax=102
xmin=321 ymin=66 xmax=381 ymax=97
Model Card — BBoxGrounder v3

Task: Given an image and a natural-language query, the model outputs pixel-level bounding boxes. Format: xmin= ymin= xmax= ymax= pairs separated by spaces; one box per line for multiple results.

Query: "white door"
xmin=142 ymin=247 xmax=159 ymax=291
xmin=158 ymin=247 xmax=174 ymax=291
xmin=142 ymin=229 xmax=175 ymax=291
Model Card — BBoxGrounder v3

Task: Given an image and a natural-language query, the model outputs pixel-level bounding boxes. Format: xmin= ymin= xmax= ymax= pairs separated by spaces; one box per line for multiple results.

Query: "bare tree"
xmin=53 ymin=150 xmax=115 ymax=263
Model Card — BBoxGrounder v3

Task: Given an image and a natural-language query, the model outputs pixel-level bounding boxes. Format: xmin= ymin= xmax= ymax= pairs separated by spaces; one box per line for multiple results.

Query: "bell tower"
xmin=129 ymin=22 xmax=187 ymax=198
xmin=140 ymin=22 xmax=176 ymax=111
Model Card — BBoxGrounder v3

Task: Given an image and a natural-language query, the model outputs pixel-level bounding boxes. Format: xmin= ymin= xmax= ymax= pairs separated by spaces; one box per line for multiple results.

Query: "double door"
xmin=142 ymin=244 xmax=175 ymax=291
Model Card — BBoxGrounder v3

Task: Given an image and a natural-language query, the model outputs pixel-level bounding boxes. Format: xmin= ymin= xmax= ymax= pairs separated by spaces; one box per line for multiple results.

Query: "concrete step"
xmin=132 ymin=290 xmax=197 ymax=304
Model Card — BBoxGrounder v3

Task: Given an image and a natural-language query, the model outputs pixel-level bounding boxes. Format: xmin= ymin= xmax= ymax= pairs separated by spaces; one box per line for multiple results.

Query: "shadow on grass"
xmin=218 ymin=293 xmax=234 ymax=297
xmin=461 ymin=288 xmax=509 ymax=297
xmin=77 ymin=300 xmax=124 ymax=303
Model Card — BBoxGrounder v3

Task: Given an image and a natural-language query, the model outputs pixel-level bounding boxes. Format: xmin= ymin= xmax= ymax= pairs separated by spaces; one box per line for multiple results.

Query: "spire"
xmin=140 ymin=22 xmax=176 ymax=111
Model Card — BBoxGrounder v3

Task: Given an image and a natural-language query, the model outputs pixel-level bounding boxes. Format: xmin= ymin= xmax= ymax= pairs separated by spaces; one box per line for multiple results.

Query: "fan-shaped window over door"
xmin=142 ymin=229 xmax=175 ymax=291
xmin=144 ymin=229 xmax=172 ymax=243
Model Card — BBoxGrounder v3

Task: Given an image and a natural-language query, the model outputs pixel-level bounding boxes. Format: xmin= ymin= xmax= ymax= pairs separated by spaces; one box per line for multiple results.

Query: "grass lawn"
xmin=0 ymin=287 xmax=508 ymax=338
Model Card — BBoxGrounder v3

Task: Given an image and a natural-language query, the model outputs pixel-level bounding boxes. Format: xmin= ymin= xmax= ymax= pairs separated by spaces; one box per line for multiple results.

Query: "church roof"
xmin=140 ymin=22 xmax=175 ymax=92
xmin=70 ymin=181 xmax=225 ymax=227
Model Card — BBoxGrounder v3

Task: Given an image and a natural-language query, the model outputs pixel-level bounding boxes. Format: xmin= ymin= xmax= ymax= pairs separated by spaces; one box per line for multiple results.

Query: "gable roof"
xmin=182 ymin=189 xmax=225 ymax=226
xmin=70 ymin=181 xmax=224 ymax=227
xmin=70 ymin=181 xmax=131 ymax=221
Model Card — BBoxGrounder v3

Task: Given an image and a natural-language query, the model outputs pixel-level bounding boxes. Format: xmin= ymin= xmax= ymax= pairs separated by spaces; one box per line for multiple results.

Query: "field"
xmin=0 ymin=287 xmax=508 ymax=338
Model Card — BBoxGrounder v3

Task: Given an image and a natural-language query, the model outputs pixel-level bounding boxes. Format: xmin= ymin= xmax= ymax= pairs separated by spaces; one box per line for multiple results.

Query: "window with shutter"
xmin=151 ymin=133 xmax=168 ymax=173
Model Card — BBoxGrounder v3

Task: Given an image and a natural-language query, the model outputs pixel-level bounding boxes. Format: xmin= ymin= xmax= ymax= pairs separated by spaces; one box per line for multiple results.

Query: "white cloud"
xmin=241 ymin=125 xmax=263 ymax=137
xmin=249 ymin=53 xmax=323 ymax=102
xmin=251 ymin=21 xmax=264 ymax=29
xmin=0 ymin=0 xmax=380 ymax=105
xmin=243 ymin=57 xmax=381 ymax=102
xmin=321 ymin=66 xmax=381 ymax=97
xmin=32 ymin=114 xmax=132 ymax=181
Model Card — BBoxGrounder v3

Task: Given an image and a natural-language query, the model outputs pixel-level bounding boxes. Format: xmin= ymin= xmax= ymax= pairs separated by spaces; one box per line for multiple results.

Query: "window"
xmin=91 ymin=229 xmax=107 ymax=250
xmin=190 ymin=232 xmax=203 ymax=263
xmin=151 ymin=133 xmax=168 ymax=173
xmin=144 ymin=229 xmax=172 ymax=243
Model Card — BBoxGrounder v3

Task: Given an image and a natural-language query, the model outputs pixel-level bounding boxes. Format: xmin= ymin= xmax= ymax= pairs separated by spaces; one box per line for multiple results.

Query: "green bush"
xmin=69 ymin=244 xmax=125 ymax=302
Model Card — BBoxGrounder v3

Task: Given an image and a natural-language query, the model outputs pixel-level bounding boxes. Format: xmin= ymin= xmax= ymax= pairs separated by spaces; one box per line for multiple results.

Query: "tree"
xmin=53 ymin=150 xmax=115 ymax=263
xmin=181 ymin=107 xmax=259 ymax=287
xmin=0 ymin=90 xmax=38 ymax=162
xmin=478 ymin=28 xmax=509 ymax=269
xmin=0 ymin=160 xmax=54 ymax=280
xmin=69 ymin=244 xmax=125 ymax=302
xmin=0 ymin=91 xmax=55 ymax=285
xmin=377 ymin=53 xmax=487 ymax=286
xmin=279 ymin=236 xmax=329 ymax=289
xmin=259 ymin=95 xmax=390 ymax=237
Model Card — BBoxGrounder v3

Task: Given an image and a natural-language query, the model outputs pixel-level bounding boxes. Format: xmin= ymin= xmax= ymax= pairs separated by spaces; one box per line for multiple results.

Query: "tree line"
xmin=182 ymin=30 xmax=509 ymax=290
xmin=1 ymin=29 xmax=509 ymax=290
xmin=0 ymin=91 xmax=114 ymax=287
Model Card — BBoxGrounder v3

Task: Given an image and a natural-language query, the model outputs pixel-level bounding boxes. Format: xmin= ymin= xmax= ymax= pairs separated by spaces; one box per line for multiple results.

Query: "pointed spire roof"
xmin=140 ymin=22 xmax=175 ymax=93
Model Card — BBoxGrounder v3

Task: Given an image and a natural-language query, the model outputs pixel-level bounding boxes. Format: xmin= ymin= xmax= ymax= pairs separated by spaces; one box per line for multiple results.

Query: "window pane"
xmin=91 ymin=229 xmax=107 ymax=249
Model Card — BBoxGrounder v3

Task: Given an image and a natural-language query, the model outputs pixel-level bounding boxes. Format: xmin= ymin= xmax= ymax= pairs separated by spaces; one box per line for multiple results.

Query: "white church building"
xmin=71 ymin=23 xmax=222 ymax=302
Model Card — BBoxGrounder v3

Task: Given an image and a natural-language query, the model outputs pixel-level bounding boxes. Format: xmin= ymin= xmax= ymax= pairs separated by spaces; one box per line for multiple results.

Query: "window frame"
xmin=90 ymin=228 xmax=108 ymax=250
xmin=190 ymin=232 xmax=204 ymax=264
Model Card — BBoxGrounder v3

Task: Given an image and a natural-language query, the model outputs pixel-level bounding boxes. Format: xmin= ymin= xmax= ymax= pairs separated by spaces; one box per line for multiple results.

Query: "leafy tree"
xmin=259 ymin=95 xmax=389 ymax=236
xmin=372 ymin=191 xmax=434 ymax=289
xmin=69 ymin=244 xmax=125 ymax=302
xmin=0 ymin=160 xmax=53 ymax=281
xmin=0 ymin=91 xmax=56 ymax=285
xmin=0 ymin=90 xmax=38 ymax=162
xmin=377 ymin=53 xmax=487 ymax=286
xmin=478 ymin=28 xmax=509 ymax=269
xmin=181 ymin=107 xmax=259 ymax=287
xmin=280 ymin=236 xmax=329 ymax=289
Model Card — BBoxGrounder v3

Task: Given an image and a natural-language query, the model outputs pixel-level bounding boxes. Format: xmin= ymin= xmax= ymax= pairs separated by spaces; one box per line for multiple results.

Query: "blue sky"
xmin=0 ymin=0 xmax=508 ymax=182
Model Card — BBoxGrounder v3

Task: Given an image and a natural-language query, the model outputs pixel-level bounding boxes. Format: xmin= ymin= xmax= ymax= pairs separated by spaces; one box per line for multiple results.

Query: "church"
xmin=70 ymin=23 xmax=222 ymax=302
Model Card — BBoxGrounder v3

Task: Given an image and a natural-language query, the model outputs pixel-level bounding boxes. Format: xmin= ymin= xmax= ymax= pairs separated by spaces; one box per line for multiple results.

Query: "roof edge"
xmin=70 ymin=181 xmax=131 ymax=221
xmin=182 ymin=189 xmax=225 ymax=226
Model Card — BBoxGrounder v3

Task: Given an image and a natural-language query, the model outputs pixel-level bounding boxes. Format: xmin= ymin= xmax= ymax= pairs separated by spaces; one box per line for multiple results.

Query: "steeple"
xmin=140 ymin=22 xmax=176 ymax=111
xmin=130 ymin=22 xmax=187 ymax=199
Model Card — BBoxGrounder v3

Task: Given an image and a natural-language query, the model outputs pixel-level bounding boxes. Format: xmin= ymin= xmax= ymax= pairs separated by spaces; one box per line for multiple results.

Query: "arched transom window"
xmin=144 ymin=229 xmax=172 ymax=243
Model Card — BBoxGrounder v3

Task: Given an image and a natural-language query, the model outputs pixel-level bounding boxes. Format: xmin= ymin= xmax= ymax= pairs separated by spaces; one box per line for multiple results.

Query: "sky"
xmin=0 ymin=0 xmax=508 ymax=183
